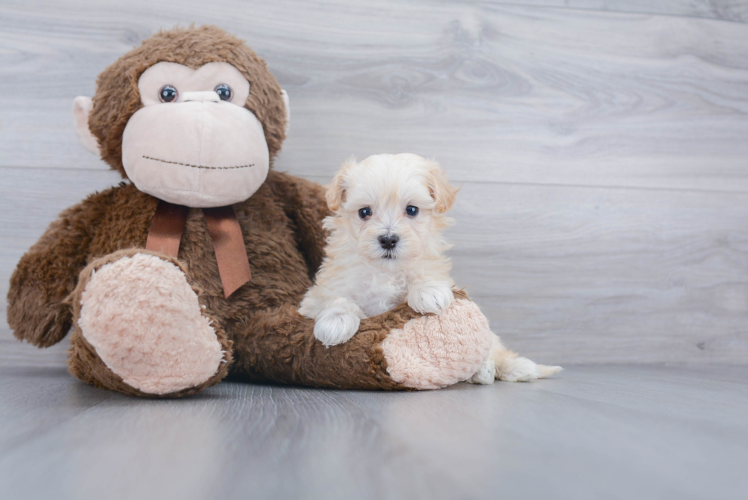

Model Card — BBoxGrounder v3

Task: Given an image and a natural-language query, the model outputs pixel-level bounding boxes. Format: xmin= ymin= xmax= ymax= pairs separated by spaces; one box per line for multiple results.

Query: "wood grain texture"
xmin=1 ymin=0 xmax=748 ymax=365
xmin=0 ymin=348 xmax=746 ymax=500
xmin=501 ymin=0 xmax=748 ymax=22
xmin=450 ymin=181 xmax=748 ymax=364
xmin=2 ymin=168 xmax=747 ymax=364
xmin=1 ymin=1 xmax=748 ymax=191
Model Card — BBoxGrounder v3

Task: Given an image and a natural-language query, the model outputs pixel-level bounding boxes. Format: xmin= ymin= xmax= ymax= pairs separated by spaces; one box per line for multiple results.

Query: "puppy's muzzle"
xmin=378 ymin=234 xmax=399 ymax=250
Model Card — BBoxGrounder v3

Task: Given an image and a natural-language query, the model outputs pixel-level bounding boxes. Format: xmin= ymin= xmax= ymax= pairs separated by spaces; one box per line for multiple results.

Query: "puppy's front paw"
xmin=408 ymin=283 xmax=454 ymax=315
xmin=313 ymin=309 xmax=360 ymax=347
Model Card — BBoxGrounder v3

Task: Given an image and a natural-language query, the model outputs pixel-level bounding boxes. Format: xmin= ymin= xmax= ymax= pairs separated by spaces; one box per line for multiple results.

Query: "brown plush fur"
xmin=7 ymin=25 xmax=474 ymax=396
xmin=89 ymin=25 xmax=287 ymax=177
xmin=68 ymin=249 xmax=233 ymax=398
xmin=8 ymin=164 xmax=416 ymax=393
xmin=231 ymin=289 xmax=471 ymax=390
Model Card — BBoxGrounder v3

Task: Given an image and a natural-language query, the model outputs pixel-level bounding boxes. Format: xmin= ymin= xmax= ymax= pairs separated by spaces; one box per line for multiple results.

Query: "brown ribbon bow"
xmin=145 ymin=200 xmax=252 ymax=298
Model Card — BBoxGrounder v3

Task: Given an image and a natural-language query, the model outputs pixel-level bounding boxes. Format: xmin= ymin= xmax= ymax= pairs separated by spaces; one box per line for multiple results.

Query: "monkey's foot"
xmin=381 ymin=297 xmax=494 ymax=389
xmin=71 ymin=250 xmax=231 ymax=396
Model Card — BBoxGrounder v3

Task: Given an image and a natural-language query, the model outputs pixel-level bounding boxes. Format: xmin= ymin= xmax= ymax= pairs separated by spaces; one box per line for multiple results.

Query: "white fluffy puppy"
xmin=299 ymin=153 xmax=561 ymax=383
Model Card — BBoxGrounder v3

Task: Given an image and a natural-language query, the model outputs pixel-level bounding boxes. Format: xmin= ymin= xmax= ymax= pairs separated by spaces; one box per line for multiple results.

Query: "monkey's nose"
xmin=181 ymin=91 xmax=221 ymax=103
xmin=378 ymin=234 xmax=399 ymax=250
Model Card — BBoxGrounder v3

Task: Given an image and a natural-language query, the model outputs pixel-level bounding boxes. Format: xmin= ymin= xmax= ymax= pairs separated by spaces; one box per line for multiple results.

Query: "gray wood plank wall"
xmin=1 ymin=0 xmax=747 ymax=364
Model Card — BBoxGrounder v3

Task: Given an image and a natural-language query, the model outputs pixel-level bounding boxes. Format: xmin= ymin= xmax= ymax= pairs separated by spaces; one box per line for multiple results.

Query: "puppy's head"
xmin=326 ymin=153 xmax=458 ymax=268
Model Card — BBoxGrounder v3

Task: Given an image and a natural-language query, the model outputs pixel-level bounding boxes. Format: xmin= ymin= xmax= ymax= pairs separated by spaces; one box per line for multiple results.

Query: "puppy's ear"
xmin=326 ymin=158 xmax=354 ymax=211
xmin=425 ymin=160 xmax=459 ymax=213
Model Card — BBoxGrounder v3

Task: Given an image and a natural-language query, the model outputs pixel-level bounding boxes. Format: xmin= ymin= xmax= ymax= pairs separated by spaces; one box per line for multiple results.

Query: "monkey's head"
xmin=73 ymin=25 xmax=289 ymax=207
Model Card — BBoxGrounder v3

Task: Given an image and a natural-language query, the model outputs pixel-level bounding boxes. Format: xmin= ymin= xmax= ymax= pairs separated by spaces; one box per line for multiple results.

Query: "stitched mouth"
xmin=143 ymin=155 xmax=254 ymax=170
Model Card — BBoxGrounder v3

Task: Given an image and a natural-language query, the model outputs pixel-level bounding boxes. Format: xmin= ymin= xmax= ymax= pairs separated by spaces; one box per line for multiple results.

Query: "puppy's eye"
xmin=406 ymin=205 xmax=419 ymax=217
xmin=159 ymin=85 xmax=178 ymax=103
xmin=214 ymin=83 xmax=233 ymax=101
xmin=358 ymin=207 xmax=372 ymax=220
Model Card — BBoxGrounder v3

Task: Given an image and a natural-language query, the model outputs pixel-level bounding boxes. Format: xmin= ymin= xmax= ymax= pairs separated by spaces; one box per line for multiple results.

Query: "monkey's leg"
xmin=67 ymin=249 xmax=232 ymax=398
xmin=229 ymin=290 xmax=493 ymax=390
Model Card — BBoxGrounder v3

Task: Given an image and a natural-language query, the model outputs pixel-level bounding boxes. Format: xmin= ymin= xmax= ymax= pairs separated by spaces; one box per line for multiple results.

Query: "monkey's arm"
xmin=7 ymin=192 xmax=110 ymax=347
xmin=269 ymin=171 xmax=330 ymax=280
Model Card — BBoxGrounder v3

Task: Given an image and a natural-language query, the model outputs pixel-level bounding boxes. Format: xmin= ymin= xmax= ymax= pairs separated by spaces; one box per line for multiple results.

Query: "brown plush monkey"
xmin=7 ymin=26 xmax=494 ymax=397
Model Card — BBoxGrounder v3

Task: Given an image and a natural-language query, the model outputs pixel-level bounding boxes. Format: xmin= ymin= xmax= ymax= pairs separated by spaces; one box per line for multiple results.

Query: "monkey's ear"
xmin=72 ymin=96 xmax=100 ymax=155
xmin=425 ymin=160 xmax=459 ymax=213
xmin=281 ymin=89 xmax=290 ymax=135
xmin=326 ymin=158 xmax=354 ymax=211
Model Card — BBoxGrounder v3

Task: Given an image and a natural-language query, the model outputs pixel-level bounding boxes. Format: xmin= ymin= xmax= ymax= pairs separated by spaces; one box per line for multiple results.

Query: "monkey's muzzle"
xmin=122 ymin=97 xmax=270 ymax=208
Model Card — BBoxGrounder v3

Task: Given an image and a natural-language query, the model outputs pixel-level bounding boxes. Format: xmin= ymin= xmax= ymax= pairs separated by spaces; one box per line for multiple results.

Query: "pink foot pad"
xmin=78 ymin=253 xmax=224 ymax=395
xmin=381 ymin=298 xmax=494 ymax=389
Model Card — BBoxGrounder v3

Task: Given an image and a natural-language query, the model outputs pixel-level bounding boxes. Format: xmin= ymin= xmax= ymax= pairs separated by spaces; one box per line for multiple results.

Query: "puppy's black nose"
xmin=378 ymin=234 xmax=399 ymax=250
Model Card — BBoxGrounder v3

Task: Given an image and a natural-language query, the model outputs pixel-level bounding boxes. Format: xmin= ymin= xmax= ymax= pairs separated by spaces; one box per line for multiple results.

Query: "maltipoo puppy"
xmin=300 ymin=153 xmax=561 ymax=383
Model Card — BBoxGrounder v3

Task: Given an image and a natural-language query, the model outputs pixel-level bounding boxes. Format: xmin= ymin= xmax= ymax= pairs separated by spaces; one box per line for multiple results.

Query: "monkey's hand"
xmin=7 ymin=193 xmax=108 ymax=347
xmin=7 ymin=285 xmax=73 ymax=348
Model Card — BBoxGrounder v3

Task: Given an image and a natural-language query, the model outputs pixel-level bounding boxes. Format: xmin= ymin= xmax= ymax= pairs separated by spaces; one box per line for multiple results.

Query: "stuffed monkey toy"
xmin=7 ymin=26 xmax=494 ymax=397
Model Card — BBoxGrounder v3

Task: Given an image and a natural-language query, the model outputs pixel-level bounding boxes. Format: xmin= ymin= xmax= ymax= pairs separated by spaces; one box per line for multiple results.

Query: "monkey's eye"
xmin=406 ymin=205 xmax=419 ymax=217
xmin=214 ymin=83 xmax=233 ymax=101
xmin=358 ymin=207 xmax=372 ymax=220
xmin=158 ymin=85 xmax=178 ymax=103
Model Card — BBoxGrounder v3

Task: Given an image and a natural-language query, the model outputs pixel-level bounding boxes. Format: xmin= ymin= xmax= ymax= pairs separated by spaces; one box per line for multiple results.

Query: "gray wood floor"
xmin=1 ymin=341 xmax=746 ymax=500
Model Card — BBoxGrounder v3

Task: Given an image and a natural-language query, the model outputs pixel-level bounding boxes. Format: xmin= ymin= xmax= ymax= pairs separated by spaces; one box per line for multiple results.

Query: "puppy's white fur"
xmin=300 ymin=153 xmax=561 ymax=383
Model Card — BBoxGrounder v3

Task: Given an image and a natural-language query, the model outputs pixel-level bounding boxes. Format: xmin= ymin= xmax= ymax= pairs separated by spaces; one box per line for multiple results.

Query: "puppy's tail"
xmin=488 ymin=334 xmax=562 ymax=381
xmin=536 ymin=364 xmax=563 ymax=379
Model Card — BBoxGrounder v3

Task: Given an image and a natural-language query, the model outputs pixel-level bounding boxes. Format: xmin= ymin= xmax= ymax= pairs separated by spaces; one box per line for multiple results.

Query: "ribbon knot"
xmin=145 ymin=200 xmax=252 ymax=298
